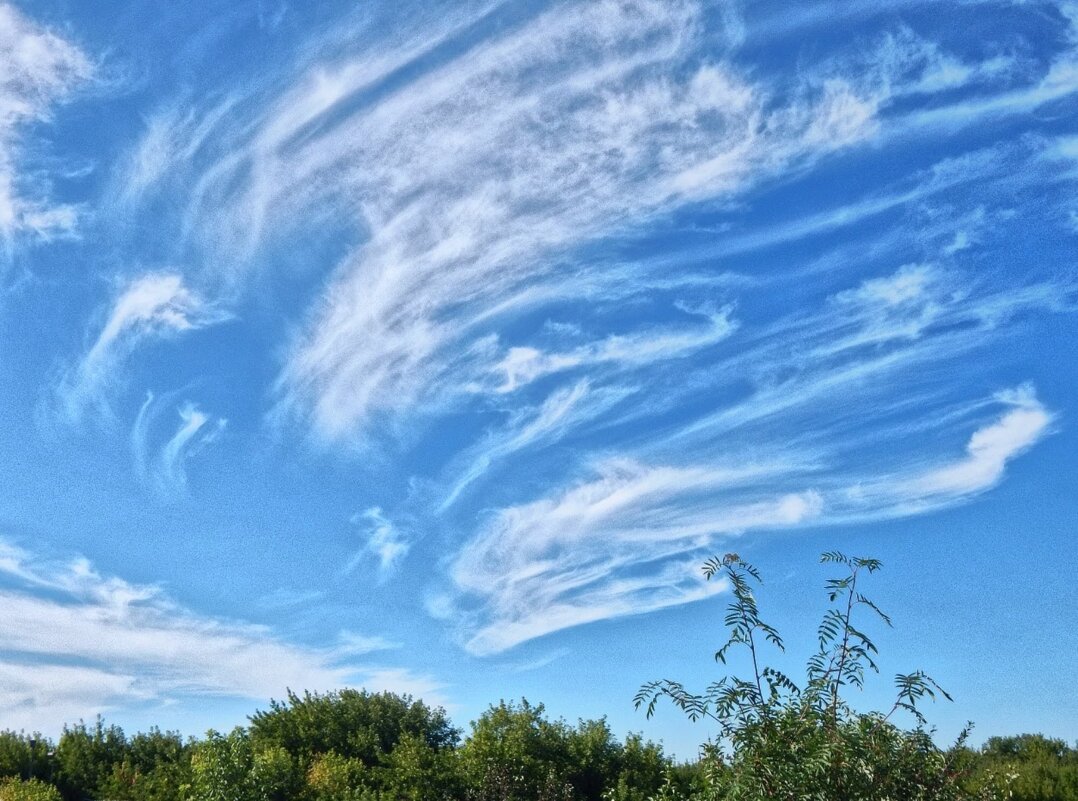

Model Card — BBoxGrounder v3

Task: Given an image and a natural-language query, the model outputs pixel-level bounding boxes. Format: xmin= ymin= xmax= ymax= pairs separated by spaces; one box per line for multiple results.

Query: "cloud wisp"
xmin=448 ymin=385 xmax=1054 ymax=654
xmin=132 ymin=393 xmax=227 ymax=497
xmin=106 ymin=0 xmax=884 ymax=441
xmin=0 ymin=537 xmax=440 ymax=732
xmin=0 ymin=2 xmax=92 ymax=253
xmin=57 ymin=273 xmax=228 ymax=423
xmin=345 ymin=507 xmax=412 ymax=580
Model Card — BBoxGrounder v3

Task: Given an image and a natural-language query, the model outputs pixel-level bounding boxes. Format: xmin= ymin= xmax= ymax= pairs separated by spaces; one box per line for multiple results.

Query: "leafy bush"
xmin=460 ymin=700 xmax=668 ymax=801
xmin=636 ymin=552 xmax=1009 ymax=800
xmin=0 ymin=779 xmax=61 ymax=801
xmin=962 ymin=736 xmax=1078 ymax=801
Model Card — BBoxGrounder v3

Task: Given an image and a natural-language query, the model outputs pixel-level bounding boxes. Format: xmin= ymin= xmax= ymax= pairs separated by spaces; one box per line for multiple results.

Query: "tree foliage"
xmin=634 ymin=552 xmax=1043 ymax=800
xmin=0 ymin=779 xmax=61 ymax=801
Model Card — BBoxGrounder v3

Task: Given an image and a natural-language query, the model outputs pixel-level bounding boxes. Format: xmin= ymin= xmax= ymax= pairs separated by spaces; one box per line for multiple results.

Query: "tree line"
xmin=0 ymin=695 xmax=1074 ymax=801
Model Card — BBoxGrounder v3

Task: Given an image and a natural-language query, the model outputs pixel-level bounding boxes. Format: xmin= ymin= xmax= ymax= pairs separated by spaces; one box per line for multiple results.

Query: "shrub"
xmin=636 ymin=552 xmax=1009 ymax=800
xmin=0 ymin=779 xmax=62 ymax=801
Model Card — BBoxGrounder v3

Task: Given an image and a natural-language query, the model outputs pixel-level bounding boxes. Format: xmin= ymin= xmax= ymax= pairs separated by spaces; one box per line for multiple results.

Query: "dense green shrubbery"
xmin=0 ymin=779 xmax=62 ymax=801
xmin=0 ymin=695 xmax=669 ymax=801
xmin=0 ymin=553 xmax=1072 ymax=800
xmin=961 ymin=735 xmax=1078 ymax=800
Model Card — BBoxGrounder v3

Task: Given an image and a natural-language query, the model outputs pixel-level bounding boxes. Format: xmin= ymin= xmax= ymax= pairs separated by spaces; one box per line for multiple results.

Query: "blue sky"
xmin=0 ymin=0 xmax=1075 ymax=757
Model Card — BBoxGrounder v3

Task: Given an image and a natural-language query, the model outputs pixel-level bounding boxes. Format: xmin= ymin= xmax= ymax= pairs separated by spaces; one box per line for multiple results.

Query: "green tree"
xmin=250 ymin=689 xmax=459 ymax=771
xmin=54 ymin=719 xmax=127 ymax=801
xmin=461 ymin=700 xmax=670 ymax=801
xmin=190 ymin=728 xmax=256 ymax=801
xmin=97 ymin=729 xmax=193 ymax=801
xmin=0 ymin=734 xmax=52 ymax=783
xmin=964 ymin=735 xmax=1078 ymax=801
xmin=601 ymin=734 xmax=673 ymax=801
xmin=636 ymin=552 xmax=1004 ymax=801
xmin=380 ymin=731 xmax=462 ymax=801
xmin=249 ymin=688 xmax=460 ymax=797
xmin=459 ymin=699 xmax=574 ymax=801
xmin=305 ymin=750 xmax=369 ymax=801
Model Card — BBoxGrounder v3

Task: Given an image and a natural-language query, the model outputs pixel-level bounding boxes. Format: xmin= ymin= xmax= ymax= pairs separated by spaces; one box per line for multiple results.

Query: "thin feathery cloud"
xmin=449 ymin=458 xmax=823 ymax=655
xmin=0 ymin=537 xmax=441 ymax=730
xmin=669 ymin=143 xmax=1008 ymax=264
xmin=829 ymin=385 xmax=1056 ymax=519
xmin=491 ymin=311 xmax=736 ymax=394
xmin=889 ymin=4 xmax=1078 ymax=134
xmin=132 ymin=393 xmax=227 ymax=496
xmin=448 ymin=384 xmax=1054 ymax=654
xmin=123 ymin=0 xmax=880 ymax=441
xmin=0 ymin=2 xmax=92 ymax=252
xmin=904 ymin=385 xmax=1053 ymax=498
xmin=103 ymin=0 xmax=1074 ymax=450
xmin=440 ymin=380 xmax=633 ymax=512
xmin=345 ymin=507 xmax=412 ymax=580
xmin=261 ymin=4 xmax=1068 ymax=441
xmin=57 ymin=273 xmax=228 ymax=422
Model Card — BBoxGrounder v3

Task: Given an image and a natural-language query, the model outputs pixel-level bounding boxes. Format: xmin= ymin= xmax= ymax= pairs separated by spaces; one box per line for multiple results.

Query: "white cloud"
xmin=440 ymin=380 xmax=633 ymax=511
xmin=0 ymin=660 xmax=142 ymax=734
xmin=0 ymin=2 xmax=91 ymax=250
xmin=132 ymin=394 xmax=227 ymax=496
xmin=0 ymin=537 xmax=440 ymax=731
xmin=449 ymin=458 xmax=822 ymax=654
xmin=821 ymin=263 xmax=952 ymax=352
xmin=345 ymin=507 xmax=411 ymax=579
xmin=890 ymin=6 xmax=1078 ymax=135
xmin=446 ymin=382 xmax=1055 ymax=654
xmin=824 ymin=385 xmax=1055 ymax=519
xmin=335 ymin=631 xmax=398 ymax=656
xmin=135 ymin=0 xmax=879 ymax=441
xmin=909 ymin=385 xmax=1053 ymax=497
xmin=58 ymin=273 xmax=228 ymax=422
xmin=254 ymin=1 xmax=1065 ymax=442
xmin=107 ymin=0 xmax=1073 ymax=451
xmin=492 ymin=311 xmax=735 ymax=393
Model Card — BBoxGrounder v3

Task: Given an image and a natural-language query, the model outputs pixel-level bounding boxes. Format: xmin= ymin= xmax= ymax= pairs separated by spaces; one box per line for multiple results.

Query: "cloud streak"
xmin=121 ymin=0 xmax=885 ymax=441
xmin=132 ymin=393 xmax=227 ymax=496
xmin=0 ymin=2 xmax=91 ymax=252
xmin=448 ymin=385 xmax=1055 ymax=654
xmin=57 ymin=273 xmax=228 ymax=422
xmin=345 ymin=507 xmax=412 ymax=579
xmin=450 ymin=458 xmax=823 ymax=654
xmin=0 ymin=537 xmax=440 ymax=731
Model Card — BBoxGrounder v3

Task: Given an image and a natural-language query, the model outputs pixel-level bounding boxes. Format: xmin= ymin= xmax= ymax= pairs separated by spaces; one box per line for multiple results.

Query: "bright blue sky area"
xmin=0 ymin=0 xmax=1075 ymax=758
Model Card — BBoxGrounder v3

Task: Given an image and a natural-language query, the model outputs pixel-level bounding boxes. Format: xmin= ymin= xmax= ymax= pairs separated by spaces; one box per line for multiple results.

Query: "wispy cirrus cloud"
xmin=132 ymin=393 xmax=227 ymax=497
xmin=102 ymin=0 xmax=1075 ymax=450
xmin=109 ymin=0 xmax=1076 ymax=449
xmin=450 ymin=458 xmax=823 ymax=655
xmin=345 ymin=507 xmax=412 ymax=580
xmin=440 ymin=380 xmax=633 ymax=511
xmin=0 ymin=2 xmax=91 ymax=252
xmin=117 ymin=0 xmax=879 ymax=441
xmin=448 ymin=385 xmax=1054 ymax=654
xmin=491 ymin=310 xmax=736 ymax=394
xmin=0 ymin=537 xmax=440 ymax=732
xmin=896 ymin=386 xmax=1054 ymax=500
xmin=56 ymin=272 xmax=228 ymax=422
